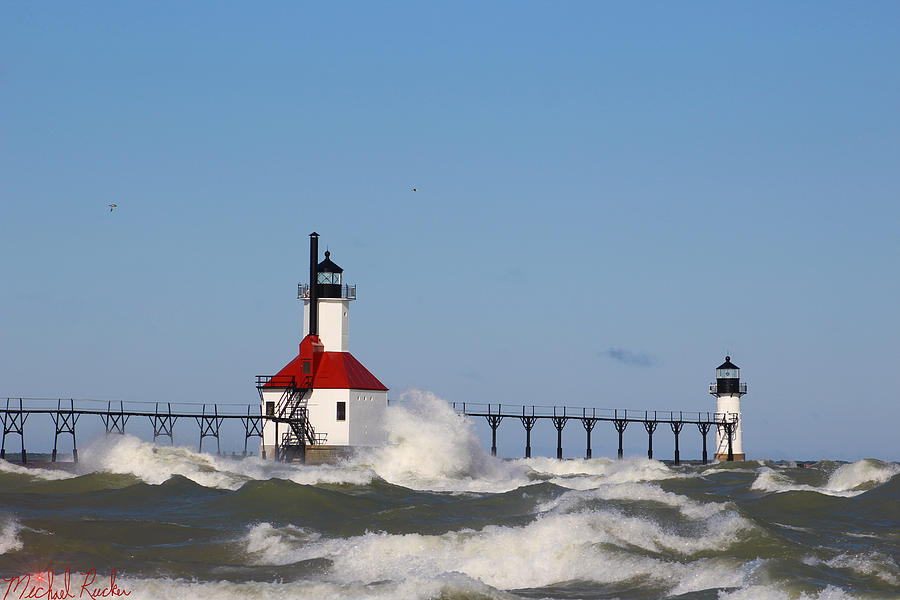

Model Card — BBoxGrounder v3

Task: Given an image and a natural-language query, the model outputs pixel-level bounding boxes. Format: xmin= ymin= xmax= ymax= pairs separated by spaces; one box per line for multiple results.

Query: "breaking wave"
xmin=0 ymin=457 xmax=75 ymax=480
xmin=0 ymin=515 xmax=23 ymax=555
xmin=241 ymin=514 xmax=753 ymax=594
xmin=77 ymin=435 xmax=376 ymax=490
xmin=750 ymin=459 xmax=900 ymax=497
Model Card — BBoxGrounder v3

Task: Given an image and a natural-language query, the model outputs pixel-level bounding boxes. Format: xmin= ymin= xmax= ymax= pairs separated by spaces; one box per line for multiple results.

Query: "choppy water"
xmin=1 ymin=393 xmax=897 ymax=599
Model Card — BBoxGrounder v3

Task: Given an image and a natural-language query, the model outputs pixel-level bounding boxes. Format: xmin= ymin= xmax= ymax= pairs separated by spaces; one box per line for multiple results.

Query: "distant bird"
xmin=411 ymin=188 xmax=418 ymax=192
xmin=109 ymin=203 xmax=118 ymax=212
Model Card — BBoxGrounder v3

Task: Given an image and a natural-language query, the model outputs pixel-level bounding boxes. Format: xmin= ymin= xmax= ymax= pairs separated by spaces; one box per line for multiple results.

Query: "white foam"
xmin=358 ymin=390 xmax=528 ymax=493
xmin=243 ymin=499 xmax=756 ymax=593
xmin=700 ymin=466 xmax=759 ymax=476
xmin=717 ymin=584 xmax=860 ymax=600
xmin=77 ymin=435 xmax=376 ymax=490
xmin=539 ymin=481 xmax=733 ymax=520
xmin=117 ymin=574 xmax=514 ymax=600
xmin=824 ymin=459 xmax=900 ymax=492
xmin=244 ymin=522 xmax=320 ymax=556
xmin=0 ymin=515 xmax=23 ymax=555
xmin=0 ymin=458 xmax=76 ymax=480
xmin=751 ymin=460 xmax=899 ymax=497
xmin=803 ymin=551 xmax=899 ymax=586
xmin=525 ymin=454 xmax=685 ymax=483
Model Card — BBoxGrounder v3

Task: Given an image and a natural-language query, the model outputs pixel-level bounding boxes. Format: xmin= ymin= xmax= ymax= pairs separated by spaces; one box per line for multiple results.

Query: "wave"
xmin=750 ymin=459 xmax=899 ymax=497
xmin=824 ymin=459 xmax=900 ymax=492
xmin=357 ymin=391 xmax=687 ymax=493
xmin=0 ymin=458 xmax=76 ymax=480
xmin=76 ymin=435 xmax=377 ymax=490
xmin=803 ymin=551 xmax=899 ymax=586
xmin=117 ymin=575 xmax=516 ymax=600
xmin=0 ymin=514 xmax=23 ymax=555
xmin=537 ymin=481 xmax=733 ymax=520
xmin=717 ymin=584 xmax=861 ymax=600
xmin=240 ymin=489 xmax=758 ymax=594
xmin=114 ymin=576 xmax=870 ymax=600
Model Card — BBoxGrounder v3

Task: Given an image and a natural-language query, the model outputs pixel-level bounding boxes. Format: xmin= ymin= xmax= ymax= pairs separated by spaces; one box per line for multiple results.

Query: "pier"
xmin=0 ymin=397 xmax=270 ymax=464
xmin=452 ymin=403 xmax=739 ymax=464
xmin=2 ymin=397 xmax=739 ymax=465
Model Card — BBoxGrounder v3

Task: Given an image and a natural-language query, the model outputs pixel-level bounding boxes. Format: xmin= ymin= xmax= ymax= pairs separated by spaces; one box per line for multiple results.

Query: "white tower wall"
xmin=306 ymin=388 xmax=351 ymax=445
xmin=715 ymin=394 xmax=744 ymax=459
xmin=302 ymin=298 xmax=351 ymax=352
xmin=259 ymin=387 xmax=387 ymax=458
xmin=349 ymin=390 xmax=389 ymax=446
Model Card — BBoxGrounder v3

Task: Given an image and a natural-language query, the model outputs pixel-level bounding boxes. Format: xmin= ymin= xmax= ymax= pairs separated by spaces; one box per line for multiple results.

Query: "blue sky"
xmin=2 ymin=2 xmax=898 ymax=461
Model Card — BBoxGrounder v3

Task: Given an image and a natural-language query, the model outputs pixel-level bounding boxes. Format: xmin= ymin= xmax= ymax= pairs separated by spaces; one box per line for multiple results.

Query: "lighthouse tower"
xmin=710 ymin=356 xmax=747 ymax=461
xmin=257 ymin=233 xmax=388 ymax=463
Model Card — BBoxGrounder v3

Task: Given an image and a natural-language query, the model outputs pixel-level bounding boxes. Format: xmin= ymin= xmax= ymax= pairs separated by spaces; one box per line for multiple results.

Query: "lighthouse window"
xmin=336 ymin=402 xmax=346 ymax=421
xmin=266 ymin=402 xmax=275 ymax=417
xmin=303 ymin=361 xmax=311 ymax=374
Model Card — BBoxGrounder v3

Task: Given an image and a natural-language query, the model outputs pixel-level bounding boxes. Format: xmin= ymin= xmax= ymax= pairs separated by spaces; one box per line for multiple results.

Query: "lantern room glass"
xmin=716 ymin=368 xmax=739 ymax=379
xmin=317 ymin=272 xmax=342 ymax=284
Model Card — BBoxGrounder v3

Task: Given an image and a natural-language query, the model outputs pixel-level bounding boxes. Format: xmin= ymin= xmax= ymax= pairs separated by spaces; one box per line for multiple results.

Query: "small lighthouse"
xmin=710 ymin=356 xmax=747 ymax=461
xmin=257 ymin=232 xmax=388 ymax=463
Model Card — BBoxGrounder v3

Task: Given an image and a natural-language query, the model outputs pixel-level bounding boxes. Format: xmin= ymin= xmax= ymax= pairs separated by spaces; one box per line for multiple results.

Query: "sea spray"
xmin=361 ymin=390 xmax=527 ymax=492
xmin=359 ymin=391 xmax=688 ymax=493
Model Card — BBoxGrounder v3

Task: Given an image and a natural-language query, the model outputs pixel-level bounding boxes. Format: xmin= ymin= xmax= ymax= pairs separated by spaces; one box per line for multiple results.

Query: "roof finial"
xmin=325 ymin=250 xmax=331 ymax=259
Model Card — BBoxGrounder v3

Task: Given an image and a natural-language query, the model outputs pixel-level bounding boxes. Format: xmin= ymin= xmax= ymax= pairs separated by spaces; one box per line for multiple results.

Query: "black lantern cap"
xmin=317 ymin=250 xmax=343 ymax=274
xmin=717 ymin=356 xmax=739 ymax=370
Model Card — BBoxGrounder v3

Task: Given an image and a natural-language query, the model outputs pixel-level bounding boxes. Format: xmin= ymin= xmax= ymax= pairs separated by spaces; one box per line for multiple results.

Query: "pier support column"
xmin=486 ymin=414 xmax=503 ymax=457
xmin=150 ymin=402 xmax=177 ymax=446
xmin=3 ymin=399 xmax=28 ymax=464
xmin=102 ymin=401 xmax=129 ymax=435
xmin=643 ymin=414 xmax=658 ymax=460
xmin=670 ymin=419 xmax=684 ymax=466
xmin=697 ymin=421 xmax=712 ymax=464
xmin=242 ymin=406 xmax=264 ymax=457
xmin=613 ymin=419 xmax=628 ymax=459
xmin=196 ymin=404 xmax=224 ymax=455
xmin=520 ymin=414 xmax=536 ymax=458
xmin=552 ymin=416 xmax=568 ymax=459
xmin=581 ymin=418 xmax=596 ymax=459
xmin=52 ymin=399 xmax=80 ymax=464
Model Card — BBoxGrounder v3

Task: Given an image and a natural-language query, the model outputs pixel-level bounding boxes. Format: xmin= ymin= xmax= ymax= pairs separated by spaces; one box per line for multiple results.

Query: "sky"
xmin=1 ymin=2 xmax=898 ymax=461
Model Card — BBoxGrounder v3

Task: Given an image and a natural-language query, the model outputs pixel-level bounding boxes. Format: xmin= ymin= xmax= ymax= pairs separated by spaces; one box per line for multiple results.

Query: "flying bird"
xmin=411 ymin=188 xmax=418 ymax=192
xmin=109 ymin=203 xmax=118 ymax=212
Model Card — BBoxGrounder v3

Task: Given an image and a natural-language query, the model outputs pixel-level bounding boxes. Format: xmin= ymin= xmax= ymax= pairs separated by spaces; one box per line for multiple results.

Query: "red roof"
xmin=266 ymin=351 xmax=388 ymax=391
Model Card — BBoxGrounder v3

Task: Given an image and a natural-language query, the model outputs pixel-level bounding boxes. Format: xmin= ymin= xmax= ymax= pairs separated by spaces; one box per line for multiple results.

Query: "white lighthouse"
xmin=257 ymin=232 xmax=388 ymax=463
xmin=710 ymin=356 xmax=747 ymax=461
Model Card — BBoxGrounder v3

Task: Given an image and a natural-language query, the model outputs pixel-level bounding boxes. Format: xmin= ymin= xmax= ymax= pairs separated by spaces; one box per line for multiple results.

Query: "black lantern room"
xmin=315 ymin=251 xmax=344 ymax=298
xmin=714 ymin=356 xmax=746 ymax=396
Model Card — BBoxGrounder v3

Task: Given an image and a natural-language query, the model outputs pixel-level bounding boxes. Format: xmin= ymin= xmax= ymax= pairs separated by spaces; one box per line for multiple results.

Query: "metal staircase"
xmin=256 ymin=375 xmax=326 ymax=462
